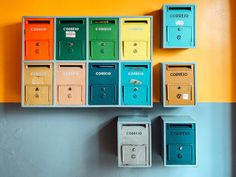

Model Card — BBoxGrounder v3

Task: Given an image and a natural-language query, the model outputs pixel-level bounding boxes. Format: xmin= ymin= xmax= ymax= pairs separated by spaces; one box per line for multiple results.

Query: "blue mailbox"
xmin=88 ymin=63 xmax=118 ymax=105
xmin=161 ymin=116 xmax=196 ymax=166
xmin=162 ymin=4 xmax=196 ymax=48
xmin=121 ymin=62 xmax=151 ymax=105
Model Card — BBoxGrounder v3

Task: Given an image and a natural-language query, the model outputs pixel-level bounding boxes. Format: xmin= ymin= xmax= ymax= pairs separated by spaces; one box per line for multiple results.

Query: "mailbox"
xmin=56 ymin=18 xmax=86 ymax=60
xmin=88 ymin=63 xmax=118 ymax=105
xmin=161 ymin=116 xmax=196 ymax=166
xmin=89 ymin=18 xmax=119 ymax=60
xmin=24 ymin=63 xmax=53 ymax=105
xmin=117 ymin=116 xmax=151 ymax=167
xmin=121 ymin=62 xmax=151 ymax=105
xmin=162 ymin=4 xmax=196 ymax=48
xmin=24 ymin=18 xmax=54 ymax=60
xmin=161 ymin=62 xmax=196 ymax=107
xmin=56 ymin=63 xmax=86 ymax=105
xmin=121 ymin=18 xmax=151 ymax=60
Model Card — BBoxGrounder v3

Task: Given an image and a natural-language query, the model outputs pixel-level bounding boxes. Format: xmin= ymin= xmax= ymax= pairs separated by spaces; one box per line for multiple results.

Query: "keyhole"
xmin=178 ymin=86 xmax=181 ymax=89
xmin=68 ymin=87 xmax=72 ymax=91
xmin=133 ymin=43 xmax=137 ymax=46
xmin=35 ymin=88 xmax=39 ymax=91
xmin=69 ymin=42 xmax=74 ymax=47
xmin=35 ymin=42 xmax=40 ymax=46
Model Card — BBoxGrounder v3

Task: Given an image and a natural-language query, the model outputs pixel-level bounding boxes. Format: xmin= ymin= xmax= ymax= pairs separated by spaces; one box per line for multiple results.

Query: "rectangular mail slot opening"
xmin=168 ymin=124 xmax=193 ymax=129
xmin=168 ymin=7 xmax=192 ymax=11
xmin=92 ymin=20 xmax=116 ymax=24
xmin=125 ymin=65 xmax=148 ymax=69
xmin=124 ymin=20 xmax=148 ymax=24
xmin=167 ymin=65 xmax=192 ymax=70
xmin=59 ymin=65 xmax=83 ymax=69
xmin=26 ymin=64 xmax=51 ymax=69
xmin=27 ymin=20 xmax=51 ymax=24
xmin=92 ymin=65 xmax=116 ymax=68
xmin=122 ymin=124 xmax=147 ymax=128
xmin=59 ymin=20 xmax=84 ymax=24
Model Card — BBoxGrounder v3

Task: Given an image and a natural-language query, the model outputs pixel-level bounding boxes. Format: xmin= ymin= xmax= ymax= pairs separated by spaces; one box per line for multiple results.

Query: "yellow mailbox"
xmin=24 ymin=63 xmax=53 ymax=105
xmin=121 ymin=17 xmax=151 ymax=60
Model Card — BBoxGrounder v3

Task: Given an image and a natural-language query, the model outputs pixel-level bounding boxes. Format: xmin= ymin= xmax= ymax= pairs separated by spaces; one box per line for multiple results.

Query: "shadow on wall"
xmin=2 ymin=23 xmax=22 ymax=102
xmin=230 ymin=0 xmax=236 ymax=176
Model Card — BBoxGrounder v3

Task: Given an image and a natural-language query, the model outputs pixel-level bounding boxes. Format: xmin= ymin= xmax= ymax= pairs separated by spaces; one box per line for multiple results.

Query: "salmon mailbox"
xmin=24 ymin=63 xmax=53 ymax=105
xmin=56 ymin=63 xmax=86 ymax=105
xmin=24 ymin=18 xmax=54 ymax=60
xmin=121 ymin=18 xmax=151 ymax=60
xmin=161 ymin=62 xmax=196 ymax=107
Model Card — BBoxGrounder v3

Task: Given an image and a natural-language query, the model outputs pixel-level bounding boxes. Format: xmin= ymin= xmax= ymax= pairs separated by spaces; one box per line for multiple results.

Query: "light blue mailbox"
xmin=121 ymin=62 xmax=151 ymax=105
xmin=162 ymin=4 xmax=196 ymax=48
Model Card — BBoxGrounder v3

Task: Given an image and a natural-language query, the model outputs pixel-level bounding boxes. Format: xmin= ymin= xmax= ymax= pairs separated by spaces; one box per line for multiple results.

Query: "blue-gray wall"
xmin=0 ymin=103 xmax=235 ymax=177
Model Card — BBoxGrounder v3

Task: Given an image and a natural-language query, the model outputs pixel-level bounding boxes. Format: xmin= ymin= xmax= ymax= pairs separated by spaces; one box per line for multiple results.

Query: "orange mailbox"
xmin=56 ymin=63 xmax=86 ymax=105
xmin=24 ymin=18 xmax=54 ymax=60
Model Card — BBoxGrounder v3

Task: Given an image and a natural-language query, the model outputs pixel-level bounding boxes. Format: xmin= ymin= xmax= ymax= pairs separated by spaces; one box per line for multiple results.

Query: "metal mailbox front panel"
xmin=89 ymin=18 xmax=119 ymax=60
xmin=56 ymin=63 xmax=86 ymax=105
xmin=24 ymin=18 xmax=54 ymax=60
xmin=56 ymin=18 xmax=86 ymax=60
xmin=121 ymin=18 xmax=151 ymax=60
xmin=88 ymin=63 xmax=118 ymax=105
xmin=121 ymin=63 xmax=151 ymax=105
xmin=24 ymin=63 xmax=53 ymax=105
xmin=163 ymin=5 xmax=196 ymax=48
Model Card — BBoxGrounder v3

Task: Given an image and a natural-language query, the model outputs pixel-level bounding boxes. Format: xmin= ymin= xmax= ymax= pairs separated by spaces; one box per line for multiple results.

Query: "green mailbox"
xmin=56 ymin=18 xmax=86 ymax=60
xmin=89 ymin=18 xmax=119 ymax=60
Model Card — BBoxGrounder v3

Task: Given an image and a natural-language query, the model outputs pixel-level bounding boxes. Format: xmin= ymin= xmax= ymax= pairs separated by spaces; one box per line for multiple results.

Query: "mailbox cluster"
xmin=21 ymin=16 xmax=153 ymax=107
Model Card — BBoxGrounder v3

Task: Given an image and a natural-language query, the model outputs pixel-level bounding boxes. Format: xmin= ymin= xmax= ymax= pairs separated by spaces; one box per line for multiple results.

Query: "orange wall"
xmin=0 ymin=0 xmax=234 ymax=103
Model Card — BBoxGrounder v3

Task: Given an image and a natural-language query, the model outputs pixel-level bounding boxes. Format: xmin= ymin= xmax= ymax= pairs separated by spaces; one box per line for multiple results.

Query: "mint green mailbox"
xmin=162 ymin=4 xmax=196 ymax=48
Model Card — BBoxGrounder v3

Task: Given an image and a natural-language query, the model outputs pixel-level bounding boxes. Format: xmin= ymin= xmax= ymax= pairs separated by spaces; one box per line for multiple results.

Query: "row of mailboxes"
xmin=23 ymin=17 xmax=152 ymax=61
xmin=117 ymin=116 xmax=196 ymax=167
xmin=23 ymin=62 xmax=151 ymax=106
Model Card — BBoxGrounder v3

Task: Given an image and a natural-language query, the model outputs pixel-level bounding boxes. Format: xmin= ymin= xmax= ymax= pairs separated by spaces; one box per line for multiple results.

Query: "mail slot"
xmin=162 ymin=62 xmax=196 ymax=107
xmin=162 ymin=4 xmax=196 ymax=48
xmin=161 ymin=116 xmax=196 ymax=166
xmin=56 ymin=63 xmax=86 ymax=105
xmin=56 ymin=18 xmax=86 ymax=60
xmin=89 ymin=18 xmax=119 ymax=60
xmin=121 ymin=18 xmax=151 ymax=60
xmin=24 ymin=63 xmax=53 ymax=105
xmin=88 ymin=63 xmax=118 ymax=105
xmin=121 ymin=62 xmax=151 ymax=105
xmin=24 ymin=18 xmax=54 ymax=60
xmin=117 ymin=116 xmax=151 ymax=167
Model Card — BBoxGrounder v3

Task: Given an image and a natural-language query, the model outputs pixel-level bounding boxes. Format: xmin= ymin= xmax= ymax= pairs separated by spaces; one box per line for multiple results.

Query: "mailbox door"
xmin=167 ymin=144 xmax=193 ymax=165
xmin=123 ymin=41 xmax=148 ymax=59
xmin=166 ymin=84 xmax=194 ymax=105
xmin=90 ymin=85 xmax=117 ymax=105
xmin=167 ymin=26 xmax=192 ymax=47
xmin=122 ymin=145 xmax=146 ymax=165
xmin=56 ymin=18 xmax=86 ymax=60
xmin=58 ymin=85 xmax=83 ymax=104
xmin=25 ymin=85 xmax=50 ymax=105
xmin=90 ymin=40 xmax=115 ymax=59
xmin=89 ymin=18 xmax=119 ymax=60
xmin=123 ymin=86 xmax=148 ymax=105
xmin=24 ymin=18 xmax=54 ymax=60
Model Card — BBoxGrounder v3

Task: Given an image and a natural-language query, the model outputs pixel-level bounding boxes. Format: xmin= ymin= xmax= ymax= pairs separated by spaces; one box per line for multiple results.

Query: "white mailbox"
xmin=117 ymin=116 xmax=152 ymax=167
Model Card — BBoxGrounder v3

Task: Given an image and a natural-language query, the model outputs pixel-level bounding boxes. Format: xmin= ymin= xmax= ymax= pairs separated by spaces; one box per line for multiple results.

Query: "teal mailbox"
xmin=121 ymin=62 xmax=151 ymax=106
xmin=162 ymin=4 xmax=196 ymax=48
xmin=161 ymin=116 xmax=197 ymax=166
xmin=88 ymin=63 xmax=118 ymax=105
xmin=56 ymin=18 xmax=86 ymax=60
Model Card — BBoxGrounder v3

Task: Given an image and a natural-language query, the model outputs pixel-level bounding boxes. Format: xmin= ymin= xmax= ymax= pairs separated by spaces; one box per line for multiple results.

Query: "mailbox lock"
xmin=178 ymin=86 xmax=181 ymax=89
xmin=67 ymin=93 xmax=72 ymax=99
xmin=101 ymin=87 xmax=106 ymax=91
xmin=179 ymin=146 xmax=183 ymax=151
xmin=132 ymin=148 xmax=136 ymax=152
xmin=35 ymin=88 xmax=39 ymax=91
xmin=178 ymin=154 xmax=183 ymax=159
xmin=69 ymin=42 xmax=74 ymax=47
xmin=133 ymin=43 xmax=138 ymax=46
xmin=178 ymin=27 xmax=181 ymax=31
xmin=68 ymin=87 xmax=72 ymax=91
xmin=133 ymin=49 xmax=138 ymax=54
xmin=101 ymin=93 xmax=106 ymax=98
xmin=177 ymin=35 xmax=182 ymax=40
xmin=131 ymin=154 xmax=136 ymax=159
xmin=100 ymin=42 xmax=105 ymax=46
xmin=35 ymin=42 xmax=40 ymax=46
xmin=177 ymin=94 xmax=182 ymax=99
xmin=100 ymin=49 xmax=105 ymax=54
